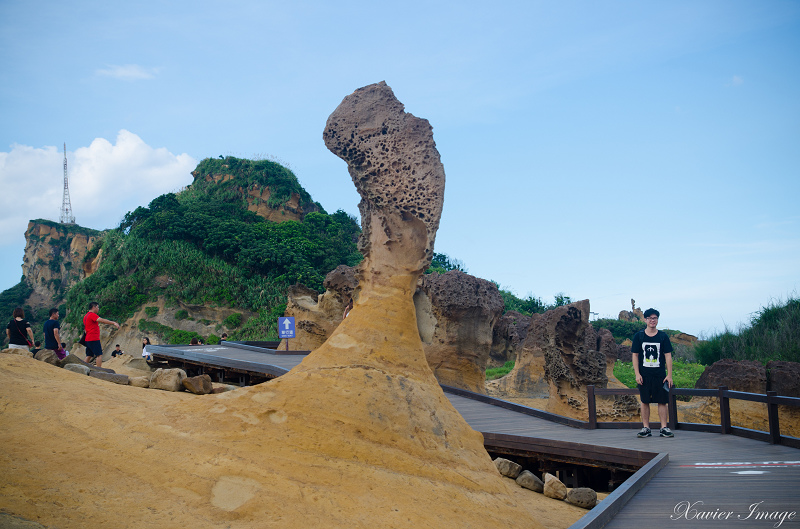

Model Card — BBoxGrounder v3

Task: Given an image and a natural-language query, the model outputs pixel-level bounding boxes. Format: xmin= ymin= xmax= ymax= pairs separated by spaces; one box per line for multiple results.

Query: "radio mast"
xmin=60 ymin=142 xmax=75 ymax=225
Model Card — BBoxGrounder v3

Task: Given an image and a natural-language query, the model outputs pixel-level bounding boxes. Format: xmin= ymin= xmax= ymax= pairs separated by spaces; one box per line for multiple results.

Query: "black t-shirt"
xmin=6 ymin=318 xmax=31 ymax=346
xmin=44 ymin=319 xmax=61 ymax=350
xmin=631 ymin=329 xmax=673 ymax=377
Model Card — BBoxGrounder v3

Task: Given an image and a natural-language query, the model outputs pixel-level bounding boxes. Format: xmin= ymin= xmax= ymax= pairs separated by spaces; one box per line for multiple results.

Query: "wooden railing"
xmin=587 ymin=385 xmax=800 ymax=449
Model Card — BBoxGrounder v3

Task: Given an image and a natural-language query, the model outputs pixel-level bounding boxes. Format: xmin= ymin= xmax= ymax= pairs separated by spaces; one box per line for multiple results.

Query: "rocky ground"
xmin=0 ymin=351 xmax=599 ymax=529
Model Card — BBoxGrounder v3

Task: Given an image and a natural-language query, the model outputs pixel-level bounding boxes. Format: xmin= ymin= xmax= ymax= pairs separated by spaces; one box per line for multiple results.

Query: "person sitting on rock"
xmin=111 ymin=344 xmax=124 ymax=358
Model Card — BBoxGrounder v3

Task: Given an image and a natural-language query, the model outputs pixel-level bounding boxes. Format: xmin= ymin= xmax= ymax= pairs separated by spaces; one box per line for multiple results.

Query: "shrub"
xmin=175 ymin=309 xmax=189 ymax=321
xmin=592 ymin=318 xmax=645 ymax=344
xmin=144 ymin=306 xmax=158 ymax=318
xmin=223 ymin=313 xmax=243 ymax=328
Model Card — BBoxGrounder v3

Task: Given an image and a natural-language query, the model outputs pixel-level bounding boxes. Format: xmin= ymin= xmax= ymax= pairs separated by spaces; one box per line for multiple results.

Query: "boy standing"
xmin=631 ymin=308 xmax=674 ymax=438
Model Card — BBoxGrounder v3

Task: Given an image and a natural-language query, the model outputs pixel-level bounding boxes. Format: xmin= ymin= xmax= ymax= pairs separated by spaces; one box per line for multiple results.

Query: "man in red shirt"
xmin=83 ymin=302 xmax=120 ymax=368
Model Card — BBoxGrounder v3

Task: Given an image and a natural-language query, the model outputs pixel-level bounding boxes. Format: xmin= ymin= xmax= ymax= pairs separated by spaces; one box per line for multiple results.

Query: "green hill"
xmin=2 ymin=156 xmax=362 ymax=344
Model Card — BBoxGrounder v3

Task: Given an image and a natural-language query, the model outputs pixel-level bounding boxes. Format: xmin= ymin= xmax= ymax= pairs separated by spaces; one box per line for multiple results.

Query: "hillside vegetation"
xmin=694 ymin=296 xmax=800 ymax=364
xmin=60 ymin=156 xmax=362 ymax=341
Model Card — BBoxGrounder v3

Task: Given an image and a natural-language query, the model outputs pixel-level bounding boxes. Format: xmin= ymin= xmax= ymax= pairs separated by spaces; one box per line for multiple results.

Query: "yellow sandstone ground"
xmin=0 ymin=301 xmax=591 ymax=528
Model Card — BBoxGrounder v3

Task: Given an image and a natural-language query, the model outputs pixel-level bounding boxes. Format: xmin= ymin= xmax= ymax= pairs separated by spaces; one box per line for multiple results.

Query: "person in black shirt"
xmin=6 ymin=307 xmax=34 ymax=351
xmin=631 ymin=308 xmax=674 ymax=438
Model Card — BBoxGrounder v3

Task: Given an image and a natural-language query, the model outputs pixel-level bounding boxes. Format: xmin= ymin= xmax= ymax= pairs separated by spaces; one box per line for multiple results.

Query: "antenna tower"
xmin=60 ymin=142 xmax=75 ymax=225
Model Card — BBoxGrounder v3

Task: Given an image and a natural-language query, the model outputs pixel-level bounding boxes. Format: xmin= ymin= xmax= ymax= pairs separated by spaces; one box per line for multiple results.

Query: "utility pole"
xmin=60 ymin=142 xmax=75 ymax=225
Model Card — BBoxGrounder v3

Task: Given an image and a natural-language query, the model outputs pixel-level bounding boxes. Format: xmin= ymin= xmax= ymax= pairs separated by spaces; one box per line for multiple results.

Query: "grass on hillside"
xmin=694 ymin=296 xmax=799 ymax=364
xmin=486 ymin=361 xmax=515 ymax=381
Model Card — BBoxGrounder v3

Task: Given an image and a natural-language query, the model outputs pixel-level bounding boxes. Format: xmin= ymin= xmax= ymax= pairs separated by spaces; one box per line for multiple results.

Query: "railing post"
xmin=587 ymin=385 xmax=597 ymax=429
xmin=668 ymin=388 xmax=678 ymax=430
xmin=719 ymin=386 xmax=731 ymax=435
xmin=767 ymin=391 xmax=781 ymax=444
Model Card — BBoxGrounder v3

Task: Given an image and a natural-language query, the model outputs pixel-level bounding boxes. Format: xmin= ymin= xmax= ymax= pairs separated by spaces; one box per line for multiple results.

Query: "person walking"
xmin=6 ymin=307 xmax=34 ymax=351
xmin=83 ymin=302 xmax=119 ymax=368
xmin=631 ymin=308 xmax=674 ymax=438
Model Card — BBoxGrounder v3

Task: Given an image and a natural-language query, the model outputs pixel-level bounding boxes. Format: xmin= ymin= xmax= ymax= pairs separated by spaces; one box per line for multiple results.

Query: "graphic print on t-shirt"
xmin=642 ymin=342 xmax=661 ymax=368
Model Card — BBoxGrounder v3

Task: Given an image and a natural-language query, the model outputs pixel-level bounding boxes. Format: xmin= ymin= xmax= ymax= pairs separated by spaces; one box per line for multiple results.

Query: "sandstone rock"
xmin=618 ymin=299 xmax=644 ymax=323
xmin=695 ymin=359 xmax=767 ymax=394
xmin=63 ymin=363 xmax=91 ymax=376
xmin=149 ymin=368 xmax=187 ymax=392
xmin=566 ymin=487 xmax=597 ymax=509
xmin=767 ymin=361 xmax=800 ymax=397
xmin=182 ymin=374 xmax=213 ymax=395
xmin=324 ymin=264 xmax=359 ymax=301
xmin=1 ymin=348 xmax=33 ymax=358
xmin=490 ymin=310 xmax=531 ymax=367
xmin=543 ymin=473 xmax=567 ymax=500
xmin=493 ymin=457 xmax=522 ymax=479
xmin=89 ymin=371 xmax=129 ymax=385
xmin=129 ymin=376 xmax=150 ymax=388
xmin=58 ymin=354 xmax=115 ymax=374
xmin=616 ymin=343 xmax=632 ymax=363
xmin=495 ymin=300 xmax=608 ymax=419
xmin=0 ymin=82 xmax=548 ymax=529
xmin=278 ymin=284 xmax=345 ymax=351
xmin=515 ymin=470 xmax=544 ymax=492
xmin=34 ymin=349 xmax=59 ymax=366
xmin=415 ymin=270 xmax=504 ymax=393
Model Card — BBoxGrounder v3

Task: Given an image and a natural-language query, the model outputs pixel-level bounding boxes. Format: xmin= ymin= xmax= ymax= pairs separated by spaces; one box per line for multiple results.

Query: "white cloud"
xmin=0 ymin=131 xmax=197 ymax=246
xmin=95 ymin=64 xmax=159 ymax=81
xmin=727 ymin=75 xmax=744 ymax=86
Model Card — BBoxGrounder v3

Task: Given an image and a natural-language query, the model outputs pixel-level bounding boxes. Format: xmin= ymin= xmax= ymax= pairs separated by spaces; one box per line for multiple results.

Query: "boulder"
xmin=515 ymin=470 xmax=544 ymax=492
xmin=182 ymin=374 xmax=213 ymax=395
xmin=34 ymin=349 xmax=60 ymax=365
xmin=63 ymin=363 xmax=91 ymax=376
xmin=129 ymin=376 xmax=150 ymax=388
xmin=490 ymin=310 xmax=531 ymax=367
xmin=566 ymin=487 xmax=597 ymax=509
xmin=415 ymin=270 xmax=504 ymax=393
xmin=58 ymin=354 xmax=116 ymax=374
xmin=767 ymin=361 xmax=800 ymax=397
xmin=695 ymin=359 xmax=767 ymax=394
xmin=493 ymin=457 xmax=522 ymax=479
xmin=149 ymin=368 xmax=187 ymax=392
xmin=89 ymin=371 xmax=129 ymax=385
xmin=543 ymin=473 xmax=567 ymax=500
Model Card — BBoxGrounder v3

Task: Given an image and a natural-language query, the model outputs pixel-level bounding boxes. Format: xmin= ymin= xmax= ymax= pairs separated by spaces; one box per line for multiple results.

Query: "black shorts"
xmin=639 ymin=375 xmax=669 ymax=404
xmin=85 ymin=340 xmax=103 ymax=358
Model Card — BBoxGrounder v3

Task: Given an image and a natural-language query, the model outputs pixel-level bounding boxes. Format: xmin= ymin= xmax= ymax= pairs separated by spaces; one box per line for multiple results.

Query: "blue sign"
xmin=278 ymin=317 xmax=296 ymax=339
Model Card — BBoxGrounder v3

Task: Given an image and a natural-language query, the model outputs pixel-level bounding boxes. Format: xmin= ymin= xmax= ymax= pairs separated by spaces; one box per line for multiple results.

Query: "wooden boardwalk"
xmin=153 ymin=344 xmax=800 ymax=528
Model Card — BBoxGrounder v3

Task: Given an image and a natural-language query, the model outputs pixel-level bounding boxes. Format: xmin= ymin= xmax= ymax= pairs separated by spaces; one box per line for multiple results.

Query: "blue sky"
xmin=1 ymin=1 xmax=798 ymax=337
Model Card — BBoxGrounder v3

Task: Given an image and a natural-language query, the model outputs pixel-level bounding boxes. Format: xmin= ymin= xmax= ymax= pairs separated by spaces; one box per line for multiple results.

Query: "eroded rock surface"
xmin=695 ymin=359 xmax=767 ymax=394
xmin=415 ymin=270 xmax=504 ymax=393
xmin=490 ymin=310 xmax=531 ymax=367
xmin=490 ymin=300 xmax=634 ymax=420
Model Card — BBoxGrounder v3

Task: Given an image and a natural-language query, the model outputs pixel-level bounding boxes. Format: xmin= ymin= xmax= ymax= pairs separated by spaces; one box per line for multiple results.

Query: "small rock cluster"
xmin=5 ymin=348 xmax=223 ymax=395
xmin=493 ymin=457 xmax=598 ymax=509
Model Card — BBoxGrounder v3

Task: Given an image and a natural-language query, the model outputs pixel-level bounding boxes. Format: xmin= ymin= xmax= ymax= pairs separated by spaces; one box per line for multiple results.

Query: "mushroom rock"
xmin=0 ymin=82 xmax=547 ymax=528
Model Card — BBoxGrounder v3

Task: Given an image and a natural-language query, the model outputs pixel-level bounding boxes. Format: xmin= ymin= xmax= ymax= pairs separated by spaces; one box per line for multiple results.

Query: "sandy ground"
xmin=0 ymin=352 xmax=601 ymax=529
